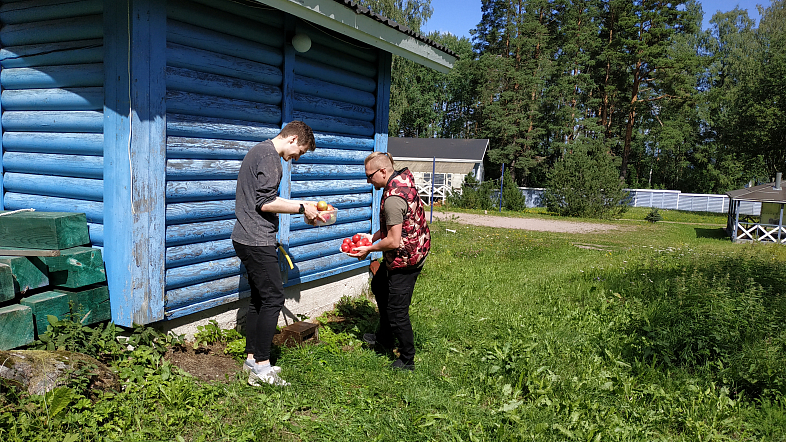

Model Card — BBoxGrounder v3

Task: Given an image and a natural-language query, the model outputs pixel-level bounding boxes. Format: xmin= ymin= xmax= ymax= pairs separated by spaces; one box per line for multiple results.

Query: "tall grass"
xmin=3 ymin=219 xmax=786 ymax=440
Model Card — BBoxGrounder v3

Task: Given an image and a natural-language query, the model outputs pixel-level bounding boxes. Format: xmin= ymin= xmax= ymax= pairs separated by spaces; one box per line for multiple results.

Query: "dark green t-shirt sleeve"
xmin=384 ymin=196 xmax=408 ymax=226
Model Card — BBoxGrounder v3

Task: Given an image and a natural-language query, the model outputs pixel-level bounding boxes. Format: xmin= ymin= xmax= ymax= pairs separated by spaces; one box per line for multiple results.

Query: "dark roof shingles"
xmin=331 ymin=0 xmax=458 ymax=58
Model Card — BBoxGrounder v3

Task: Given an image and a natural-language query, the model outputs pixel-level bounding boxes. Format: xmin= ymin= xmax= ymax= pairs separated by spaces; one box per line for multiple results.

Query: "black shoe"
xmin=362 ymin=333 xmax=377 ymax=346
xmin=390 ymin=358 xmax=414 ymax=371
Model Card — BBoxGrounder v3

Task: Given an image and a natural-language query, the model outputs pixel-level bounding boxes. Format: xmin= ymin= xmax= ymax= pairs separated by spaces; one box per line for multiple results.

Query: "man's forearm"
xmin=259 ymin=197 xmax=301 ymax=214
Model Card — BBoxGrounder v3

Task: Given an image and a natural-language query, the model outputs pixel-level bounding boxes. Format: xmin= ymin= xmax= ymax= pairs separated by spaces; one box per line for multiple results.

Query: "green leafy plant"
xmin=193 ymin=320 xmax=241 ymax=349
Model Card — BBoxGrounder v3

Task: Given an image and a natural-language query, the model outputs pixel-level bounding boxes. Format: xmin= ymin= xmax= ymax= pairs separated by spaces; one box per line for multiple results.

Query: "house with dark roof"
xmin=387 ymin=137 xmax=489 ymax=198
xmin=726 ymin=173 xmax=785 ymax=243
xmin=0 ymin=0 xmax=456 ymax=332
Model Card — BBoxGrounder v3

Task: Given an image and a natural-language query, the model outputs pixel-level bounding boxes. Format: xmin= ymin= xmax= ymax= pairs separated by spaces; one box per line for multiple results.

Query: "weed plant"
xmin=3 ymin=220 xmax=786 ymax=440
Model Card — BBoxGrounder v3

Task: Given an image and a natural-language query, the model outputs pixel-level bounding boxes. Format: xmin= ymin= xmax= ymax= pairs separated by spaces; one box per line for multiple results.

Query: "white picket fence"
xmin=418 ymin=184 xmax=761 ymax=216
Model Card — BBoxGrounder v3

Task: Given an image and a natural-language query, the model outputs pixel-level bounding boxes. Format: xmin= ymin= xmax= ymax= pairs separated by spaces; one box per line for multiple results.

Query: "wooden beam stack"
xmin=0 ymin=211 xmax=110 ymax=350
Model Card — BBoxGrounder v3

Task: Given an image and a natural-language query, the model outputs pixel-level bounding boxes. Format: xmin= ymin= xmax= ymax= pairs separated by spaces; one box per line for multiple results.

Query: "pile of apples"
xmin=341 ymin=234 xmax=371 ymax=254
xmin=316 ymin=200 xmax=336 ymax=224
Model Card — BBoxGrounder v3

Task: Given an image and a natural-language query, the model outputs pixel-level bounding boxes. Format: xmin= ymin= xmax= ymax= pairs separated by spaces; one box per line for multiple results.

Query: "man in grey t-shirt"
xmin=231 ymin=121 xmax=321 ymax=387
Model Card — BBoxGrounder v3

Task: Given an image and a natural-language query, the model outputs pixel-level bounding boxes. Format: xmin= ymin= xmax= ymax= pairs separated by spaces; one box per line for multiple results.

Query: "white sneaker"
xmin=243 ymin=359 xmax=281 ymax=374
xmin=248 ymin=367 xmax=290 ymax=387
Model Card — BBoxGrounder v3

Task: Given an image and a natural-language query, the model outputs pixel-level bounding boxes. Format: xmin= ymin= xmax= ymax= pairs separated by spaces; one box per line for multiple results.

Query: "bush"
xmin=645 ymin=208 xmax=663 ymax=223
xmin=498 ymin=170 xmax=527 ymax=211
xmin=544 ymin=139 xmax=629 ymax=219
xmin=447 ymin=171 xmax=526 ymax=211
xmin=446 ymin=174 xmax=495 ymax=210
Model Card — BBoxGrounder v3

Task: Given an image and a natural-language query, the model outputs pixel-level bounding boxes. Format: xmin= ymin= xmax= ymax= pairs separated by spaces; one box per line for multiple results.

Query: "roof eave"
xmin=253 ymin=0 xmax=456 ymax=72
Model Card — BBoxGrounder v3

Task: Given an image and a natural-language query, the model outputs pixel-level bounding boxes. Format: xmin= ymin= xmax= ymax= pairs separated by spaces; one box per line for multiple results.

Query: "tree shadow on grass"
xmin=694 ymin=227 xmax=728 ymax=240
xmin=599 ymin=254 xmax=786 ymax=397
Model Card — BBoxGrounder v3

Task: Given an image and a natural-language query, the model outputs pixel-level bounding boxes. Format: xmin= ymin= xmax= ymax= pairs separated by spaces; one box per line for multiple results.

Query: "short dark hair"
xmin=279 ymin=121 xmax=316 ymax=151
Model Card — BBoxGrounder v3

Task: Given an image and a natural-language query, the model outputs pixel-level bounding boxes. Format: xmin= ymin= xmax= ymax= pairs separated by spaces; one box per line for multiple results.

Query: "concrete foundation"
xmin=158 ymin=267 xmax=371 ymax=340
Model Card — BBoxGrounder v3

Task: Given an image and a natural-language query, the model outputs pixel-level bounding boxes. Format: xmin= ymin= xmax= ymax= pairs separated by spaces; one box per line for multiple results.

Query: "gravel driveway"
xmin=429 ymin=211 xmax=620 ymax=234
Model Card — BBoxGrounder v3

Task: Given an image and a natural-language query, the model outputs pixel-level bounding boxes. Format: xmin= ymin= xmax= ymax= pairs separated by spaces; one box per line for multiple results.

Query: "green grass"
xmin=3 ymin=216 xmax=786 ymax=441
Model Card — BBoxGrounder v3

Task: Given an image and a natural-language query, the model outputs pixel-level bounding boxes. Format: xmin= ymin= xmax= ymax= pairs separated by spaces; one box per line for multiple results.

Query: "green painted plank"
xmin=0 ymin=256 xmax=49 ymax=294
xmin=0 ymin=211 xmax=90 ymax=250
xmin=20 ymin=291 xmax=70 ymax=336
xmin=0 ymin=304 xmax=34 ymax=350
xmin=0 ymin=263 xmax=15 ymax=302
xmin=55 ymin=284 xmax=110 ymax=325
xmin=44 ymin=247 xmax=106 ymax=288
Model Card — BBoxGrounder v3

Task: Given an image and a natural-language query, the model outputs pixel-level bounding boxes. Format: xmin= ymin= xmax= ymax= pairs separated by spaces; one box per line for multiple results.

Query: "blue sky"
xmin=422 ymin=0 xmax=767 ymax=38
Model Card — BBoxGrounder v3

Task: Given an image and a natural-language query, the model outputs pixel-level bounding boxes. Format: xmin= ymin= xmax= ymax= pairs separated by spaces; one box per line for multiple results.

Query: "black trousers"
xmin=233 ymin=241 xmax=284 ymax=362
xmin=370 ymin=264 xmax=423 ymax=364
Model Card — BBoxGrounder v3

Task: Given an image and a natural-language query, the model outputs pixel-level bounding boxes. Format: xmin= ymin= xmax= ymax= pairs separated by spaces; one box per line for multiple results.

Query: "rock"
xmin=0 ymin=350 xmax=120 ymax=395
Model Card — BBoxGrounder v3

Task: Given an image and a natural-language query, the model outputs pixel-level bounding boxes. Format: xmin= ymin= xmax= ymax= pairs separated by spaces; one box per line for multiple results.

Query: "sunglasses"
xmin=366 ymin=168 xmax=382 ymax=180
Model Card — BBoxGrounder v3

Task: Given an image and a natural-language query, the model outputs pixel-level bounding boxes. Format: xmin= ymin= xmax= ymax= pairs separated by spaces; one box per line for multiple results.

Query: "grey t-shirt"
xmin=231 ymin=141 xmax=282 ymax=246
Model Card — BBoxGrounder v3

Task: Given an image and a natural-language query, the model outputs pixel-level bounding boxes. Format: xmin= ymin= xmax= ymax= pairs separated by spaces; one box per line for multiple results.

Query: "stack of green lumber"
xmin=0 ymin=212 xmax=110 ymax=350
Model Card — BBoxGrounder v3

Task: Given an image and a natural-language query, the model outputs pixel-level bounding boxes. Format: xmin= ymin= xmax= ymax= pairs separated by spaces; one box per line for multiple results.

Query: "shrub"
xmin=544 ymin=139 xmax=629 ymax=219
xmin=645 ymin=208 xmax=663 ymax=223
xmin=446 ymin=174 xmax=495 ymax=210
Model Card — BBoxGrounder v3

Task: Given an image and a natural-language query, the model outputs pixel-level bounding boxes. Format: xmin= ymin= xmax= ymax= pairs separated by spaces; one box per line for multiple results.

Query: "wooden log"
xmin=166 ymin=158 xmax=241 ymax=180
xmin=291 ymin=163 xmax=366 ymax=180
xmin=297 ymin=42 xmax=376 ymax=78
xmin=166 ymin=136 xmax=255 ymax=160
xmin=294 ymin=75 xmax=375 ymax=108
xmin=0 ymin=0 xmax=102 ymax=25
xmin=165 ymin=256 xmax=241 ymax=290
xmin=166 ymin=43 xmax=282 ymax=86
xmin=293 ymin=110 xmax=374 ymax=137
xmin=293 ymin=92 xmax=374 ymax=122
xmin=54 ymin=284 xmax=110 ymax=325
xmin=3 ymin=152 xmax=103 ymax=179
xmin=165 ymin=179 xmax=236 ymax=202
xmin=294 ymin=57 xmax=376 ymax=92
xmin=2 ymin=131 xmax=104 ymax=156
xmin=167 ymin=0 xmax=284 ymax=47
xmin=0 ymin=255 xmax=49 ymax=294
xmin=165 ymin=219 xmax=235 ymax=246
xmin=0 ymin=350 xmax=119 ymax=395
xmin=1 ymin=110 xmax=104 ymax=133
xmin=0 ymin=305 xmax=34 ymax=350
xmin=166 ymin=66 xmax=281 ymax=105
xmin=290 ymin=179 xmax=372 ymax=198
xmin=166 ymin=200 xmax=235 ymax=225
xmin=166 ymin=20 xmax=282 ymax=67
xmin=0 ymin=39 xmax=103 ymax=68
xmin=165 ymin=90 xmax=281 ymax=125
xmin=0 ymin=64 xmax=104 ymax=89
xmin=0 ymin=211 xmax=90 ymax=250
xmin=189 ymin=0 xmax=284 ymax=28
xmin=166 ymin=113 xmax=279 ymax=142
xmin=44 ymin=247 xmax=105 ymax=288
xmin=0 ymin=15 xmax=103 ymax=47
xmin=165 ymin=273 xmax=249 ymax=311
xmin=3 ymin=173 xmax=104 ymax=201
xmin=20 ymin=291 xmax=70 ymax=336
xmin=3 ymin=193 xmax=104 ymax=223
xmin=1 ymin=87 xmax=103 ymax=111
xmin=165 ymin=238 xmax=235 ymax=269
xmin=0 ymin=263 xmax=15 ymax=302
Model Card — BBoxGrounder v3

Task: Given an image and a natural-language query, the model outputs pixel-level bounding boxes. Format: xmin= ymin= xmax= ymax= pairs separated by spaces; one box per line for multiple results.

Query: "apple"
xmin=317 ymin=201 xmax=328 ymax=211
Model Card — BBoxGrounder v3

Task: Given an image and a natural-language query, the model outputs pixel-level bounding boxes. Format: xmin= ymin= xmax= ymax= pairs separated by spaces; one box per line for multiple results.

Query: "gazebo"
xmin=726 ymin=173 xmax=785 ymax=243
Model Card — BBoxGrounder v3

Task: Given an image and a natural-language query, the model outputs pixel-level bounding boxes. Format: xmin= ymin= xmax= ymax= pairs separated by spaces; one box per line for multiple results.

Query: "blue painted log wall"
xmin=161 ymin=0 xmax=382 ymax=320
xmin=0 ymin=0 xmax=392 ymax=324
xmin=0 ymin=0 xmax=105 ymax=245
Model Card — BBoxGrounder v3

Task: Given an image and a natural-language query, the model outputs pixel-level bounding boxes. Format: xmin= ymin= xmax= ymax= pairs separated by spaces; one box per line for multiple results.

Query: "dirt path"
xmin=429 ymin=211 xmax=620 ymax=234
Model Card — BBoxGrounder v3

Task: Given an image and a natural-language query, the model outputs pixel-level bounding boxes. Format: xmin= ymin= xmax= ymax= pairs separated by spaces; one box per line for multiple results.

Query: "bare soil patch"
xmin=165 ymin=343 xmax=240 ymax=382
xmin=431 ymin=211 xmax=622 ymax=234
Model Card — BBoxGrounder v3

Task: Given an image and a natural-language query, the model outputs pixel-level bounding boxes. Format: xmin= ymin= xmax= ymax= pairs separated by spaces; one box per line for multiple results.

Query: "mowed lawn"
xmin=4 ymin=211 xmax=786 ymax=441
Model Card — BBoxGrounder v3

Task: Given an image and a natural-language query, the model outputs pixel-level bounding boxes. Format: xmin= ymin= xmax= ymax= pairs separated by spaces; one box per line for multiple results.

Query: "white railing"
xmin=416 ymin=182 xmax=454 ymax=203
xmin=735 ymin=222 xmax=786 ymax=243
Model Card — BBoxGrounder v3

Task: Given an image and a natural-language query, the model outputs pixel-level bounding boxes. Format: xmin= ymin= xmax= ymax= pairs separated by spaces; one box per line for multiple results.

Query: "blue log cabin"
xmin=0 ymin=0 xmax=456 ymax=328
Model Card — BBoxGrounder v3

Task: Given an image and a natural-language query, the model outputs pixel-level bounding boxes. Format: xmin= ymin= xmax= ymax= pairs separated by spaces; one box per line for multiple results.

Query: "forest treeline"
xmin=357 ymin=0 xmax=786 ymax=193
